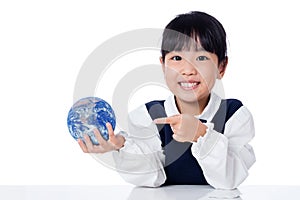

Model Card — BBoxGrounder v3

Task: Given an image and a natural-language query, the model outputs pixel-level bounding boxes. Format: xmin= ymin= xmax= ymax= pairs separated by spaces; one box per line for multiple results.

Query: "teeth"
xmin=180 ymin=82 xmax=198 ymax=88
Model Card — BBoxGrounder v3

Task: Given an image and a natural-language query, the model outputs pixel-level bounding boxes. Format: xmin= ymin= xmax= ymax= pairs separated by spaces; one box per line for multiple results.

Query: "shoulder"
xmin=220 ymin=98 xmax=253 ymax=120
xmin=224 ymin=104 xmax=255 ymax=141
xmin=223 ymin=98 xmax=243 ymax=106
xmin=228 ymin=105 xmax=253 ymax=123
xmin=221 ymin=98 xmax=243 ymax=119
xmin=128 ymin=99 xmax=166 ymax=128
xmin=220 ymin=98 xmax=253 ymax=125
xmin=145 ymin=100 xmax=165 ymax=113
xmin=126 ymin=101 xmax=165 ymax=138
xmin=212 ymin=94 xmax=254 ymax=132
xmin=128 ymin=104 xmax=153 ymax=128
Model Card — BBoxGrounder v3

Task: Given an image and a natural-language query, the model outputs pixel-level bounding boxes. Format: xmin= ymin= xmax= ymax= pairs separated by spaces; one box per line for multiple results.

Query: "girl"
xmin=78 ymin=11 xmax=255 ymax=189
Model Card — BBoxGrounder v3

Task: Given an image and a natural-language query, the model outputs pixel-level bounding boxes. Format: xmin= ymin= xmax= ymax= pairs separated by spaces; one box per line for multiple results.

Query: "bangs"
xmin=160 ymin=11 xmax=227 ymax=63
xmin=161 ymin=29 xmax=204 ymax=52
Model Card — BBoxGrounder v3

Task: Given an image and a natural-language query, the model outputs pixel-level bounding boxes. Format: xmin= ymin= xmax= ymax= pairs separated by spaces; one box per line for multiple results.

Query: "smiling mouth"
xmin=179 ymin=82 xmax=200 ymax=90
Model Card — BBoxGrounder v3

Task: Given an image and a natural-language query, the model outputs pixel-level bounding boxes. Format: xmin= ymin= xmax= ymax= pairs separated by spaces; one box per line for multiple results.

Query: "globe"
xmin=67 ymin=97 xmax=116 ymax=145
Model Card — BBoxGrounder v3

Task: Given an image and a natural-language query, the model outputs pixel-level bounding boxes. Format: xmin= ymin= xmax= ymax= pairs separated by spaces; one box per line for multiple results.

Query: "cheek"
xmin=197 ymin=64 xmax=218 ymax=89
xmin=163 ymin=67 xmax=179 ymax=86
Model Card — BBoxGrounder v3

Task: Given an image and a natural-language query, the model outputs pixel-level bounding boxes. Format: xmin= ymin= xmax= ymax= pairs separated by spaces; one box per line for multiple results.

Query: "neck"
xmin=175 ymin=95 xmax=210 ymax=116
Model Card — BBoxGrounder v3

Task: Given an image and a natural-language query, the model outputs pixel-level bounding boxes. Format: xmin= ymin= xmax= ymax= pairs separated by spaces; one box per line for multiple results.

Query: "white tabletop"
xmin=0 ymin=185 xmax=300 ymax=200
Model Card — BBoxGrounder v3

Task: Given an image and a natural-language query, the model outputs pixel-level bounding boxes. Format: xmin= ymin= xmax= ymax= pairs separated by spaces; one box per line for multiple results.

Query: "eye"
xmin=196 ymin=56 xmax=209 ymax=61
xmin=171 ymin=56 xmax=182 ymax=61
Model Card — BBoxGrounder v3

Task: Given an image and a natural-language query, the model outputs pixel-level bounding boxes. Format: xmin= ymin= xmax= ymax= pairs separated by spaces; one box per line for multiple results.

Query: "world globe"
xmin=67 ymin=97 xmax=116 ymax=145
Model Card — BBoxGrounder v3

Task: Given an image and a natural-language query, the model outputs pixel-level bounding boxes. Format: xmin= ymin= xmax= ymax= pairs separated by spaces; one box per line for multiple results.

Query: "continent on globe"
xmin=67 ymin=97 xmax=116 ymax=145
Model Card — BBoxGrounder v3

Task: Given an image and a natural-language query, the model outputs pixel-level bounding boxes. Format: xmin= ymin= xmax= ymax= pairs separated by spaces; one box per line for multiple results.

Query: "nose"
xmin=181 ymin=59 xmax=197 ymax=76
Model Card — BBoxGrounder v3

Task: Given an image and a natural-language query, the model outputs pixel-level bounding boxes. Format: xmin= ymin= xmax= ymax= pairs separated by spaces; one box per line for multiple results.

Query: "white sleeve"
xmin=191 ymin=106 xmax=256 ymax=189
xmin=113 ymin=104 xmax=166 ymax=187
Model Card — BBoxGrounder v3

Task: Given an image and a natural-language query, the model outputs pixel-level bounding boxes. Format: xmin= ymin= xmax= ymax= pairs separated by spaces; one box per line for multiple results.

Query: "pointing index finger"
xmin=154 ymin=115 xmax=180 ymax=124
xmin=154 ymin=117 xmax=169 ymax=124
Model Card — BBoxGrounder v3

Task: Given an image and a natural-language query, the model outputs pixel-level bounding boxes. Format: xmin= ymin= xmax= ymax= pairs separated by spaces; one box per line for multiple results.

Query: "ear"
xmin=160 ymin=56 xmax=166 ymax=73
xmin=217 ymin=56 xmax=228 ymax=79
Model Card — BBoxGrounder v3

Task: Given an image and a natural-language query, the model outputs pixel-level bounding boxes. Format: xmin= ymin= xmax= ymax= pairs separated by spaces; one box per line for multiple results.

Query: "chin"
xmin=177 ymin=94 xmax=201 ymax=103
xmin=176 ymin=91 xmax=210 ymax=103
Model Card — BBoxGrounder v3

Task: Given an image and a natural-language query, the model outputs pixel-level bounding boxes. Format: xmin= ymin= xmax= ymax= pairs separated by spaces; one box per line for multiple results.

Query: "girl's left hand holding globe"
xmin=78 ymin=122 xmax=125 ymax=153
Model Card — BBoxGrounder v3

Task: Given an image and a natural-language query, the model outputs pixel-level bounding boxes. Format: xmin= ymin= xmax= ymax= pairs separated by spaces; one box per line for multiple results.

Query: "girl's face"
xmin=161 ymin=48 xmax=225 ymax=104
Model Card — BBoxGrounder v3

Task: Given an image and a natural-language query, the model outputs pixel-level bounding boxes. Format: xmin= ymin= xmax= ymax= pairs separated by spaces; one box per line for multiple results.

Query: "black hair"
xmin=161 ymin=11 xmax=227 ymax=64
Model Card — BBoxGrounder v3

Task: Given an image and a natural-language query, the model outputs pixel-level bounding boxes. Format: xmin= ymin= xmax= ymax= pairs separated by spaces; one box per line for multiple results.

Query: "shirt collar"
xmin=164 ymin=92 xmax=222 ymax=121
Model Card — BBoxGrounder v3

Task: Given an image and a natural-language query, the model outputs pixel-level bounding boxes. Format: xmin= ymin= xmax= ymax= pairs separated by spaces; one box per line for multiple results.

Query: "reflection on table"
xmin=1 ymin=185 xmax=300 ymax=200
xmin=127 ymin=185 xmax=241 ymax=200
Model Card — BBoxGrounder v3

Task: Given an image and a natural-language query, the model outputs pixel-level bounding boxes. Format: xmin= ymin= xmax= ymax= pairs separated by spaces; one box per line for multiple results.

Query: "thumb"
xmin=106 ymin=122 xmax=125 ymax=149
xmin=106 ymin=122 xmax=115 ymax=140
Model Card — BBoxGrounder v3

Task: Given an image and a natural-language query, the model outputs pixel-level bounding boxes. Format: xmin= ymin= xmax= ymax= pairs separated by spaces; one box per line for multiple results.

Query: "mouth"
xmin=178 ymin=81 xmax=200 ymax=90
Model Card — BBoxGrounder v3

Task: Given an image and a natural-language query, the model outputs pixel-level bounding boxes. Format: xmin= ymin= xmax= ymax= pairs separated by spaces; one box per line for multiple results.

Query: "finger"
xmin=84 ymin=134 xmax=94 ymax=152
xmin=170 ymin=125 xmax=177 ymax=134
xmin=106 ymin=123 xmax=116 ymax=144
xmin=154 ymin=115 xmax=179 ymax=124
xmin=106 ymin=122 xmax=114 ymax=138
xmin=78 ymin=139 xmax=88 ymax=153
xmin=154 ymin=117 xmax=169 ymax=124
xmin=93 ymin=128 xmax=107 ymax=145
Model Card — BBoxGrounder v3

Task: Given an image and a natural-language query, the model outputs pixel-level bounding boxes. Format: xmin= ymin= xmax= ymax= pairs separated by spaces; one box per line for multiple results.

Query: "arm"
xmin=191 ymin=106 xmax=256 ymax=189
xmin=113 ymin=135 xmax=166 ymax=187
xmin=113 ymin=104 xmax=166 ymax=187
xmin=78 ymin=104 xmax=166 ymax=187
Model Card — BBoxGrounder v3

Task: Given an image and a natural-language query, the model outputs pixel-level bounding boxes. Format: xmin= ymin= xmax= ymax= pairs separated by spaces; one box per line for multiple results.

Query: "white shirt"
xmin=112 ymin=92 xmax=256 ymax=189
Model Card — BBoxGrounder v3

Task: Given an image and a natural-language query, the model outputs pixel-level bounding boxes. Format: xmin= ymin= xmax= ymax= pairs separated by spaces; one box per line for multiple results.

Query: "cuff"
xmin=117 ymin=130 xmax=128 ymax=138
xmin=191 ymin=122 xmax=221 ymax=159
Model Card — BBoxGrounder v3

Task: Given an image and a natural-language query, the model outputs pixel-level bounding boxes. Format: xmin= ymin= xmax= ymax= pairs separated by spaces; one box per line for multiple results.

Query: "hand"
xmin=78 ymin=122 xmax=125 ymax=153
xmin=154 ymin=114 xmax=207 ymax=142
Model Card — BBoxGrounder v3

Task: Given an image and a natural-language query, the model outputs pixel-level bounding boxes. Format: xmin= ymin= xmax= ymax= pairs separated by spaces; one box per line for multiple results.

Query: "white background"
xmin=1 ymin=0 xmax=300 ymax=186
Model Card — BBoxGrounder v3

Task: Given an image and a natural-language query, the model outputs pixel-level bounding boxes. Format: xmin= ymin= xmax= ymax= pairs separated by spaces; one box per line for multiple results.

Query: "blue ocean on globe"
xmin=67 ymin=97 xmax=116 ymax=145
